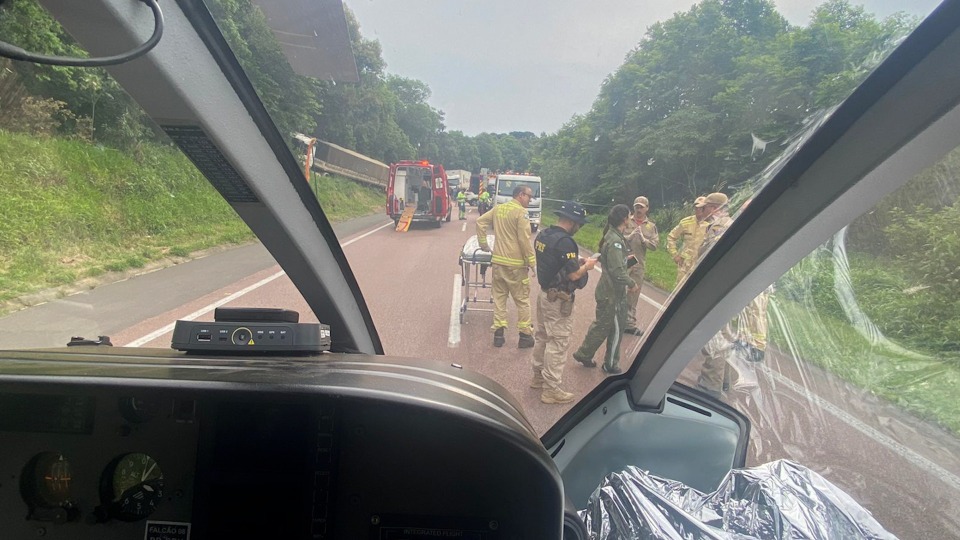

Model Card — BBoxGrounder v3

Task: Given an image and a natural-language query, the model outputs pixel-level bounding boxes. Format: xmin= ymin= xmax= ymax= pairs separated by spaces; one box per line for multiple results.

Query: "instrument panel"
xmin=0 ymin=349 xmax=564 ymax=539
xmin=1 ymin=390 xmax=198 ymax=538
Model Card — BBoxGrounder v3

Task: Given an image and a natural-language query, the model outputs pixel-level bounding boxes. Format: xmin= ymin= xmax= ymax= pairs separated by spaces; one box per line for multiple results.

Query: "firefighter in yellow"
xmin=623 ymin=196 xmax=659 ymax=335
xmin=476 ymin=185 xmax=537 ymax=348
xmin=456 ymin=189 xmax=467 ymax=220
xmin=666 ymin=196 xmax=708 ymax=286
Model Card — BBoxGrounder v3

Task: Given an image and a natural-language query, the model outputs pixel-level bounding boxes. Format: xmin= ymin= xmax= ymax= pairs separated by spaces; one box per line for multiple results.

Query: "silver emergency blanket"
xmin=579 ymin=460 xmax=896 ymax=540
xmin=460 ymin=234 xmax=495 ymax=264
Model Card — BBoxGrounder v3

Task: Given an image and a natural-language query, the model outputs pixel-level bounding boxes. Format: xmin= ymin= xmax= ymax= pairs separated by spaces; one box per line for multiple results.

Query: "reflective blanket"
xmin=579 ymin=460 xmax=896 ymax=539
xmin=460 ymin=234 xmax=495 ymax=264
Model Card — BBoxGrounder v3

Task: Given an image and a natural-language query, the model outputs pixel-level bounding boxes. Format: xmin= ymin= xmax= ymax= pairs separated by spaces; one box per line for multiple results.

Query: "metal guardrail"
xmin=312 ymin=160 xmax=387 ymax=189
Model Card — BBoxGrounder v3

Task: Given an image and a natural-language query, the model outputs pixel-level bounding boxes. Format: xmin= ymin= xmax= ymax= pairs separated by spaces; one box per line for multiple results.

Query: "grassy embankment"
xmin=769 ymin=298 xmax=960 ymax=435
xmin=539 ymin=201 xmax=678 ymax=291
xmin=540 ymin=200 xmax=960 ymax=435
xmin=0 ymin=130 xmax=382 ymax=309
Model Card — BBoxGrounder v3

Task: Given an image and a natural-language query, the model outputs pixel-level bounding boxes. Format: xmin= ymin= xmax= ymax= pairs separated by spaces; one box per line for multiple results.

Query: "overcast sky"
xmin=343 ymin=0 xmax=941 ymax=136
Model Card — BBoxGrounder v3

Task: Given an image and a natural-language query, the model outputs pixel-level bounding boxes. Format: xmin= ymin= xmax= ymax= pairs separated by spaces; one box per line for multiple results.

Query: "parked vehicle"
xmin=386 ymin=160 xmax=451 ymax=227
xmin=492 ymin=173 xmax=542 ymax=231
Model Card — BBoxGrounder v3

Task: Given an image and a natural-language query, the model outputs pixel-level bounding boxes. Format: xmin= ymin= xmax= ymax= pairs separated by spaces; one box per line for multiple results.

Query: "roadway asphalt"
xmin=2 ymin=208 xmax=959 ymax=537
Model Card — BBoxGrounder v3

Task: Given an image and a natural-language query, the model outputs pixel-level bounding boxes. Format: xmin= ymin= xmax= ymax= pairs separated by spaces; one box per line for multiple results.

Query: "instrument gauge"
xmin=99 ymin=452 xmax=165 ymax=521
xmin=21 ymin=452 xmax=73 ymax=507
xmin=119 ymin=396 xmax=161 ymax=423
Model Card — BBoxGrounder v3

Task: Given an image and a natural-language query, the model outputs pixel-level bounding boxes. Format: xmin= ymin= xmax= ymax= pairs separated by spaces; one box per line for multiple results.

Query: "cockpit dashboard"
xmin=0 ymin=348 xmax=563 ymax=539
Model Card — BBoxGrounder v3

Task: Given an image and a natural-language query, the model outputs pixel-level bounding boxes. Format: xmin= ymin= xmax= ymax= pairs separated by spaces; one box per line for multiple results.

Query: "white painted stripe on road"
xmin=125 ymin=220 xmax=394 ymax=347
xmin=595 ymin=257 xmax=959 ymax=490
xmin=123 ymin=270 xmax=287 ymax=347
xmin=762 ymin=365 xmax=960 ymax=493
xmin=448 ymin=274 xmax=461 ymax=348
xmin=342 ymin=221 xmax=393 ymax=246
xmin=593 ymin=265 xmax=663 ymax=309
xmin=461 ymin=222 xmax=467 ymax=232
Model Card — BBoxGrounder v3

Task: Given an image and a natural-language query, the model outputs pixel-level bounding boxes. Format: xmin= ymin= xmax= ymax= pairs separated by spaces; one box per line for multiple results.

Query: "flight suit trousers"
xmin=533 ymin=290 xmax=574 ymax=391
xmin=625 ymin=266 xmax=645 ymax=329
xmin=491 ymin=265 xmax=532 ymax=334
xmin=574 ymin=294 xmax=626 ymax=371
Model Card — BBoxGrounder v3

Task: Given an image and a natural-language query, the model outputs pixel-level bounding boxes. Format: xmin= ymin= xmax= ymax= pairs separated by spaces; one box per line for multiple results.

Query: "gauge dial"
xmin=119 ymin=396 xmax=161 ymax=423
xmin=21 ymin=452 xmax=73 ymax=507
xmin=101 ymin=452 xmax=164 ymax=521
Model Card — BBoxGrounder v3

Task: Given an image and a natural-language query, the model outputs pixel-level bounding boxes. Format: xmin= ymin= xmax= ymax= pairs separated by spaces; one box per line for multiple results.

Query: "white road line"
xmin=593 ymin=265 xmax=663 ymax=308
xmin=448 ymin=274 xmax=462 ymax=348
xmin=123 ymin=270 xmax=286 ymax=347
xmin=596 ymin=255 xmax=960 ymax=491
xmin=461 ymin=222 xmax=467 ymax=232
xmin=342 ymin=221 xmax=393 ymax=246
xmin=125 ymin=220 xmax=392 ymax=347
xmin=762 ymin=365 xmax=960 ymax=493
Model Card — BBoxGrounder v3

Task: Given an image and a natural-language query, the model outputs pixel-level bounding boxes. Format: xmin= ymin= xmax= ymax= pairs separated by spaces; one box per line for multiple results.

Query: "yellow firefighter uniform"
xmin=667 ymin=214 xmax=704 ymax=284
xmin=476 ymin=199 xmax=536 ymax=334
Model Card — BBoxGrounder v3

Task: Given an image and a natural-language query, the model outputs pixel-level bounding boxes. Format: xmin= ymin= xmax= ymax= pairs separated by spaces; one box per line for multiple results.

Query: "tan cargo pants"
xmin=491 ymin=265 xmax=532 ymax=334
xmin=533 ymin=290 xmax=574 ymax=391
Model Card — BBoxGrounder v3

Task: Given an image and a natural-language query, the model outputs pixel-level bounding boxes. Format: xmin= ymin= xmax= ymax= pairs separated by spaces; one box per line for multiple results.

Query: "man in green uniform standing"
xmin=623 ymin=196 xmax=659 ymax=335
xmin=532 ymin=201 xmax=596 ymax=404
xmin=573 ymin=205 xmax=640 ymax=374
xmin=476 ymin=185 xmax=537 ymax=348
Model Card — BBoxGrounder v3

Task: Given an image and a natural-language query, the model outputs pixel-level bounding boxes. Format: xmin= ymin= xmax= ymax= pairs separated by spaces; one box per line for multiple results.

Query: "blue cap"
xmin=554 ymin=201 xmax=588 ymax=225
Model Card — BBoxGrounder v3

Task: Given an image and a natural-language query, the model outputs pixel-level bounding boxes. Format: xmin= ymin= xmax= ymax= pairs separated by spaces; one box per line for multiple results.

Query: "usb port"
xmin=197 ymin=332 xmax=212 ymax=342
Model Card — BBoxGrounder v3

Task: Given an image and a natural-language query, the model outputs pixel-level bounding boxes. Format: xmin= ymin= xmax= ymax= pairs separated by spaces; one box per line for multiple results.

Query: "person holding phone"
xmin=531 ymin=201 xmax=596 ymax=404
xmin=623 ymin=196 xmax=659 ymax=335
xmin=573 ymin=204 xmax=640 ymax=374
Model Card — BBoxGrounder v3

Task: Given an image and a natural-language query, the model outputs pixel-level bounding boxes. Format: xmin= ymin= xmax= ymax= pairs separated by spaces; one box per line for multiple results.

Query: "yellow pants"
xmin=492 ymin=265 xmax=532 ymax=334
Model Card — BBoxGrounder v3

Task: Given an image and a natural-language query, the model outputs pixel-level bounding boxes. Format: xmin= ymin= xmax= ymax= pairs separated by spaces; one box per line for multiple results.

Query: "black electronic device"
xmin=170 ymin=308 xmax=330 ymax=354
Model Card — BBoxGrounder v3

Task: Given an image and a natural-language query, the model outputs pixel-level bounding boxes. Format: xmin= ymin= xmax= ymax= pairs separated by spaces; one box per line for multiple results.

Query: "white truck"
xmin=445 ymin=169 xmax=471 ymax=191
xmin=492 ymin=173 xmax=542 ymax=231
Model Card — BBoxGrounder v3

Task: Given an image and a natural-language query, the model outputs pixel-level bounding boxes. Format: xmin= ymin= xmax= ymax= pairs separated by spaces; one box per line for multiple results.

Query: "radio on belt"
xmin=171 ymin=308 xmax=330 ymax=354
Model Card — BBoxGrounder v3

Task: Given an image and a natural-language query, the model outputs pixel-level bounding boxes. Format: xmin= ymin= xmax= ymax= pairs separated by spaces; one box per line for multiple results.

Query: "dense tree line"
xmin=0 ymin=0 xmax=536 ymax=172
xmin=532 ymin=0 xmax=916 ymax=208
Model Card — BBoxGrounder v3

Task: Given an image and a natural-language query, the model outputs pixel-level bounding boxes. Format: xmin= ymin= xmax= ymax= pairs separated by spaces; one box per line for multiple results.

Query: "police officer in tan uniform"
xmin=736 ymin=287 xmax=772 ymax=362
xmin=623 ymin=196 xmax=659 ymax=335
xmin=532 ymin=201 xmax=596 ymax=404
xmin=695 ymin=192 xmax=738 ymax=397
xmin=476 ymin=185 xmax=537 ymax=348
xmin=667 ymin=196 xmax=707 ymax=286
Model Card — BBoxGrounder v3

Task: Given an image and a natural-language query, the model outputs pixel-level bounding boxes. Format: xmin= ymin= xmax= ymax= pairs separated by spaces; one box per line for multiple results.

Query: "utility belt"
xmin=545 ymin=288 xmax=573 ymax=302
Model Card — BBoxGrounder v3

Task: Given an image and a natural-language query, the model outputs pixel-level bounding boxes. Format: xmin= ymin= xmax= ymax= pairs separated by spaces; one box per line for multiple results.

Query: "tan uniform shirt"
xmin=624 ymin=217 xmax=658 ymax=275
xmin=699 ymin=209 xmax=733 ymax=257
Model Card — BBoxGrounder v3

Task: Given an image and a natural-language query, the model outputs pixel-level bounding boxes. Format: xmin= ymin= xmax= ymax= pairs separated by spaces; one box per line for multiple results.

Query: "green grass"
xmin=307 ymin=174 xmax=384 ymax=222
xmin=0 ymin=130 xmax=382 ymax=309
xmin=540 ymin=203 xmax=678 ymax=291
xmin=769 ymin=298 xmax=960 ymax=436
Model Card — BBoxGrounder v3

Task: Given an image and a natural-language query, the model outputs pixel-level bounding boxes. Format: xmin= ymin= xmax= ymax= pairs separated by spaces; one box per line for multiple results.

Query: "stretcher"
xmin=459 ymin=235 xmax=495 ymax=324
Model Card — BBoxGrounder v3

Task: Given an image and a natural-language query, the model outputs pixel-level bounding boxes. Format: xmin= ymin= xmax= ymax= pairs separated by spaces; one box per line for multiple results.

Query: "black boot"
xmin=493 ymin=328 xmax=505 ymax=347
xmin=518 ymin=333 xmax=535 ymax=349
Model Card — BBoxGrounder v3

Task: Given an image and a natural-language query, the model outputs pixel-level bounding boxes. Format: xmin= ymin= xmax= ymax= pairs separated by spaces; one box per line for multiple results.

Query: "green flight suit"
xmin=574 ymin=228 xmax=637 ymax=371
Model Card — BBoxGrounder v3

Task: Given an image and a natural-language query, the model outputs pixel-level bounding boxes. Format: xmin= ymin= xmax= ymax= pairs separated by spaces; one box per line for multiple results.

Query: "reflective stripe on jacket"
xmin=476 ymin=199 xmax=536 ymax=268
